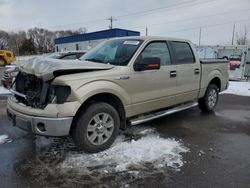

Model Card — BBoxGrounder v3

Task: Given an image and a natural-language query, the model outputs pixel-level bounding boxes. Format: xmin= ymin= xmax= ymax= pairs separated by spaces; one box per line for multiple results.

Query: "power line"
xmin=3 ymin=0 xmax=249 ymax=34
xmin=11 ymin=0 xmax=236 ymax=31
xmin=155 ymin=19 xmax=250 ymax=35
xmin=49 ymin=0 xmax=215 ymax=29
xmin=127 ymin=8 xmax=250 ymax=30
xmin=115 ymin=0 xmax=210 ymax=19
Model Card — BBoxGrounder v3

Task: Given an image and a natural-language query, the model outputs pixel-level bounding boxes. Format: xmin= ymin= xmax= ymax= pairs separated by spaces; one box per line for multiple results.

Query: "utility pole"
xmin=198 ymin=27 xmax=202 ymax=46
xmin=107 ymin=16 xmax=117 ymax=29
xmin=146 ymin=27 xmax=148 ymax=36
xmin=231 ymin=23 xmax=236 ymax=45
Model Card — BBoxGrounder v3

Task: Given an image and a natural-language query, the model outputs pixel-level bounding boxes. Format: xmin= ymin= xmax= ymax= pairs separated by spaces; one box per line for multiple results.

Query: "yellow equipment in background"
xmin=0 ymin=50 xmax=16 ymax=66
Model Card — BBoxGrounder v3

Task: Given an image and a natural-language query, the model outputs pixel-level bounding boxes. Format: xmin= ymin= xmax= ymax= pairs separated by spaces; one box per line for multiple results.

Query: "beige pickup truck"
xmin=7 ymin=37 xmax=229 ymax=153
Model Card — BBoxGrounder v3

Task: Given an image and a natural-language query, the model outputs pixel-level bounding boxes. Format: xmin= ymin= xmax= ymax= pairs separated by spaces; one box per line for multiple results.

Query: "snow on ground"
xmin=16 ymin=54 xmax=45 ymax=62
xmin=0 ymin=134 xmax=12 ymax=144
xmin=221 ymin=81 xmax=250 ymax=97
xmin=0 ymin=86 xmax=11 ymax=95
xmin=60 ymin=127 xmax=189 ymax=172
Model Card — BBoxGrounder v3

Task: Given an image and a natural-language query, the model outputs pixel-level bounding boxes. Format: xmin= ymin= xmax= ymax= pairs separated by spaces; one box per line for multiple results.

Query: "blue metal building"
xmin=54 ymin=28 xmax=140 ymax=52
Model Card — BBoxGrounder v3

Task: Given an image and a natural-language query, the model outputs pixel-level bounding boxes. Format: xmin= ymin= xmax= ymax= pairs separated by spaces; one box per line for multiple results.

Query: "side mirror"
xmin=134 ymin=57 xmax=161 ymax=71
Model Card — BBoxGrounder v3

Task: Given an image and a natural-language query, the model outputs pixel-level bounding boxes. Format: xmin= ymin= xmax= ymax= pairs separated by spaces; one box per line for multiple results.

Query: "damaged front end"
xmin=8 ymin=57 xmax=115 ymax=109
xmin=11 ymin=72 xmax=71 ymax=109
xmin=7 ymin=71 xmax=75 ymax=137
xmin=6 ymin=57 xmax=114 ymax=136
xmin=9 ymin=57 xmax=114 ymax=109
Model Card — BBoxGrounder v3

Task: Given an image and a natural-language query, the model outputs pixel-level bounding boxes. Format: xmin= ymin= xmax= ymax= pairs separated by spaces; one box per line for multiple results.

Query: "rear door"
xmin=129 ymin=41 xmax=177 ymax=115
xmin=169 ymin=41 xmax=200 ymax=104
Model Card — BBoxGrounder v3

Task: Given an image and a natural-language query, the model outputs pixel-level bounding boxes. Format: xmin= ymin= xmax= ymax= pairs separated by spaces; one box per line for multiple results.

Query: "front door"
xmin=128 ymin=41 xmax=177 ymax=116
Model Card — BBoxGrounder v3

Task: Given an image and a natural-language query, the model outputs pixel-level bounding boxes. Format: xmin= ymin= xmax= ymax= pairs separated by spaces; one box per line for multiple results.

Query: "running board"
xmin=130 ymin=102 xmax=198 ymax=126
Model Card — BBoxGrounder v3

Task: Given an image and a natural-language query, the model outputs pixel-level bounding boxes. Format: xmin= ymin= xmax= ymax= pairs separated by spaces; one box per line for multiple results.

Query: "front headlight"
xmin=48 ymin=85 xmax=71 ymax=104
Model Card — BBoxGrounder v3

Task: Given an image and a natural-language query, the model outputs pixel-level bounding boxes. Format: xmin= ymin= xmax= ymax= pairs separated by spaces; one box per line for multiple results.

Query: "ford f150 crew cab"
xmin=7 ymin=36 xmax=229 ymax=153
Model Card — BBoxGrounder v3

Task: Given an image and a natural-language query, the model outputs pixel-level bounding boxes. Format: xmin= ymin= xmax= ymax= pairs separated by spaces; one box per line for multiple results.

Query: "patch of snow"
xmin=136 ymin=127 xmax=155 ymax=135
xmin=221 ymin=81 xmax=250 ymax=97
xmin=0 ymin=86 xmax=11 ymax=95
xmin=0 ymin=134 xmax=12 ymax=144
xmin=61 ymin=127 xmax=189 ymax=172
xmin=16 ymin=54 xmax=45 ymax=62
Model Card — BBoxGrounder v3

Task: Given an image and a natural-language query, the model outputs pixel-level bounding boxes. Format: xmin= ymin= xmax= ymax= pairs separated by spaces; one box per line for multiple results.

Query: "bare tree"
xmin=8 ymin=31 xmax=27 ymax=55
xmin=0 ymin=27 xmax=87 ymax=55
xmin=54 ymin=27 xmax=87 ymax=38
xmin=28 ymin=28 xmax=47 ymax=53
xmin=75 ymin=27 xmax=87 ymax=34
xmin=236 ymin=26 xmax=249 ymax=45
xmin=28 ymin=27 xmax=58 ymax=53
xmin=0 ymin=30 xmax=11 ymax=49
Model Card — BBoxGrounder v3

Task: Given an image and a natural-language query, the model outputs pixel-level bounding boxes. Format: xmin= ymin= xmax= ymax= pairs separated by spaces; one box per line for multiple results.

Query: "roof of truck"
xmin=111 ymin=36 xmax=192 ymax=43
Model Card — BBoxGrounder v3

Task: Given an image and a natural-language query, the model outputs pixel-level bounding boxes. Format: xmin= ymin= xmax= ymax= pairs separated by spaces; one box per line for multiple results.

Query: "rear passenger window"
xmin=140 ymin=42 xmax=171 ymax=66
xmin=171 ymin=42 xmax=195 ymax=64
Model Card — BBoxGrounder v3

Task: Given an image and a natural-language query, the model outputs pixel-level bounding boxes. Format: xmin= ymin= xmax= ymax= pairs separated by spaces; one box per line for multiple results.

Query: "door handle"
xmin=114 ymin=75 xmax=130 ymax=80
xmin=194 ymin=68 xmax=200 ymax=74
xmin=170 ymin=71 xmax=177 ymax=78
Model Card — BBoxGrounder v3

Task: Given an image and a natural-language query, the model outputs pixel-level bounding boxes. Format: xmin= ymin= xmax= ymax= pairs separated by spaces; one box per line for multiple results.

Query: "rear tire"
xmin=198 ymin=84 xmax=219 ymax=112
xmin=72 ymin=102 xmax=120 ymax=153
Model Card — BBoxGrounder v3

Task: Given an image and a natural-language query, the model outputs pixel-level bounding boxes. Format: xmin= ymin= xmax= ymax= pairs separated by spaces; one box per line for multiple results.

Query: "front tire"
xmin=198 ymin=84 xmax=219 ymax=112
xmin=72 ymin=102 xmax=120 ymax=153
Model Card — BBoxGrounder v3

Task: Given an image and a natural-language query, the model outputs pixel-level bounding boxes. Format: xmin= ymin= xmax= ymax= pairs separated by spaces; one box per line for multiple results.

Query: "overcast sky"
xmin=0 ymin=0 xmax=250 ymax=45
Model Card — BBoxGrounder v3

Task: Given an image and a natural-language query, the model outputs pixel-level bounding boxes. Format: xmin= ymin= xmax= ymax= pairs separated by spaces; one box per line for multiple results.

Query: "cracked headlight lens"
xmin=49 ymin=85 xmax=71 ymax=104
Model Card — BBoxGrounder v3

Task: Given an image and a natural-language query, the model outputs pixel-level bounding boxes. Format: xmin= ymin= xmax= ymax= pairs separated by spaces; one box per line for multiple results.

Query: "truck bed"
xmin=199 ymin=59 xmax=229 ymax=97
xmin=200 ymin=59 xmax=228 ymax=64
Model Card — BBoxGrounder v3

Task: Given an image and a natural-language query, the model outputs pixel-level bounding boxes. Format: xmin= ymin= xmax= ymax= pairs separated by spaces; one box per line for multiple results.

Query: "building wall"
xmin=195 ymin=46 xmax=217 ymax=59
xmin=54 ymin=28 xmax=140 ymax=52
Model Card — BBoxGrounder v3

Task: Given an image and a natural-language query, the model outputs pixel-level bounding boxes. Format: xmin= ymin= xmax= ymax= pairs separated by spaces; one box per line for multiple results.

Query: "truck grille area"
xmin=15 ymin=72 xmax=50 ymax=109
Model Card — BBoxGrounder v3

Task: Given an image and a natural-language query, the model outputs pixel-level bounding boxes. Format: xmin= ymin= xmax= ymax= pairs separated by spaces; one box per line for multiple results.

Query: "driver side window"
xmin=140 ymin=42 xmax=172 ymax=66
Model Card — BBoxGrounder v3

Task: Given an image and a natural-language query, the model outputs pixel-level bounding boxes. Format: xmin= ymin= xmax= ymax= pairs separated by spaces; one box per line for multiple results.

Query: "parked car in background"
xmin=6 ymin=36 xmax=229 ymax=153
xmin=0 ymin=50 xmax=16 ymax=66
xmin=1 ymin=64 xmax=19 ymax=88
xmin=48 ymin=51 xmax=86 ymax=60
xmin=1 ymin=50 xmax=87 ymax=88
xmin=229 ymin=55 xmax=241 ymax=70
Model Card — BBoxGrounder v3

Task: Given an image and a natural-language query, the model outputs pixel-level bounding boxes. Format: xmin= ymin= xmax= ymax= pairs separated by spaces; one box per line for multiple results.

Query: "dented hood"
xmin=19 ymin=57 xmax=114 ymax=81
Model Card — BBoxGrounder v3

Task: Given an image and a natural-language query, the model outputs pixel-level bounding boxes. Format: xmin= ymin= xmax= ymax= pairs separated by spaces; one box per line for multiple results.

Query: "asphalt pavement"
xmin=0 ymin=94 xmax=250 ymax=188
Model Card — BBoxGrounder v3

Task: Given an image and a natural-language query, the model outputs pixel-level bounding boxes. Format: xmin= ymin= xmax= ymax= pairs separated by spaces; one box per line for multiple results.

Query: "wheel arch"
xmin=199 ymin=72 xmax=222 ymax=99
xmin=208 ymin=77 xmax=221 ymax=91
xmin=70 ymin=92 xmax=127 ymax=134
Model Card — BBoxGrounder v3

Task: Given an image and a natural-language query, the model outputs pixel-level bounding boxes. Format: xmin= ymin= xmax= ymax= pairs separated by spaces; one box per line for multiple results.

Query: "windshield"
xmin=80 ymin=39 xmax=143 ymax=66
